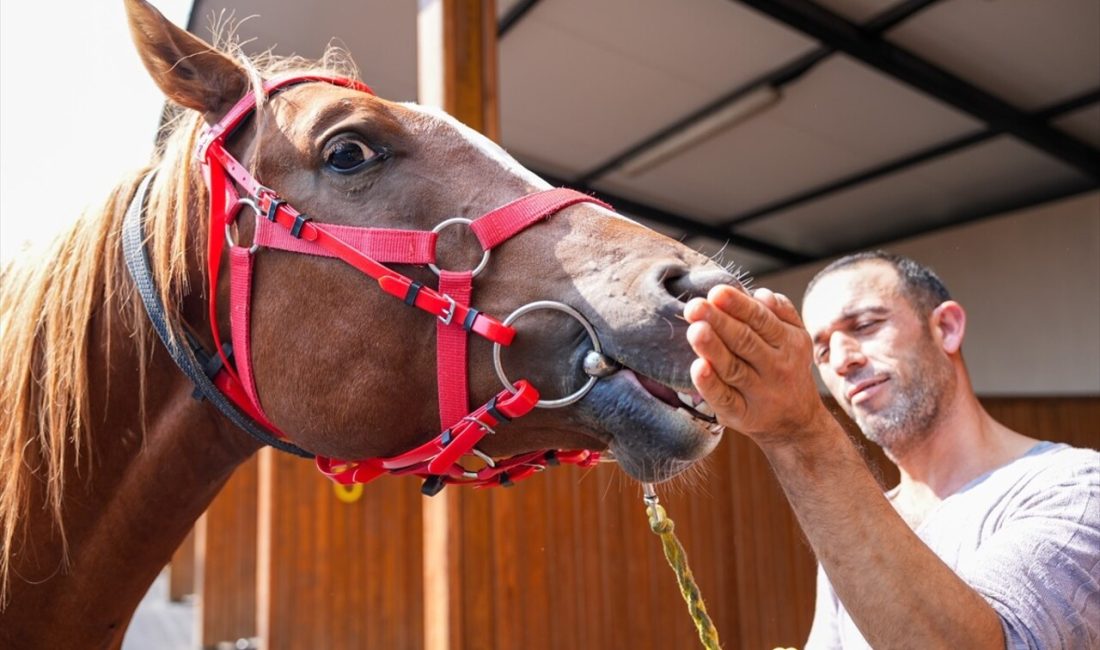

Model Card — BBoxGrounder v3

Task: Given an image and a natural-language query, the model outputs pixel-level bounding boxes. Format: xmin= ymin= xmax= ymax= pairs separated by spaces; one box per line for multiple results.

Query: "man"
xmin=683 ymin=251 xmax=1098 ymax=648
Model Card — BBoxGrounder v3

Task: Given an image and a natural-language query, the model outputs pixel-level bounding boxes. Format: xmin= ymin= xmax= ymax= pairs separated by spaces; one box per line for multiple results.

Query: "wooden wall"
xmin=180 ymin=396 xmax=1098 ymax=649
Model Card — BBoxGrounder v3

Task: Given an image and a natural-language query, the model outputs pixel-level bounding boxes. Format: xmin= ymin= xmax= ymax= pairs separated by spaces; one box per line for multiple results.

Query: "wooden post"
xmin=196 ymin=456 xmax=259 ymax=648
xmin=167 ymin=527 xmax=196 ymax=602
xmin=417 ymin=2 xmax=498 ymax=649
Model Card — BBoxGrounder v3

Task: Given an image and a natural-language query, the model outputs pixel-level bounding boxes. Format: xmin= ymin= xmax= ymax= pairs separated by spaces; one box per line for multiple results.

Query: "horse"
xmin=0 ymin=0 xmax=740 ymax=646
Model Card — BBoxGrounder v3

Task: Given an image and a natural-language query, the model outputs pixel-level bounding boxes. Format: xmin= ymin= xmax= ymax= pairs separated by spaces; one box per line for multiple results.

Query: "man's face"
xmin=801 ymin=261 xmax=954 ymax=457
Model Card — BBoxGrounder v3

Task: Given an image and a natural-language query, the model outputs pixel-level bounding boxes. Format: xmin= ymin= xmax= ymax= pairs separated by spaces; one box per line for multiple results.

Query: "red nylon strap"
xmin=471 ymin=187 xmax=612 ymax=251
xmin=229 ymin=248 xmax=262 ymax=411
xmin=196 ymin=74 xmax=373 ymax=162
xmin=315 ymin=380 xmax=545 ymax=486
xmin=436 ymin=270 xmax=473 ymax=430
xmin=227 ymin=247 xmax=287 ymax=435
xmin=204 ymin=157 xmax=243 ymax=388
xmin=248 ymin=189 xmax=515 ymax=346
xmin=254 ymin=216 xmax=438 ymax=264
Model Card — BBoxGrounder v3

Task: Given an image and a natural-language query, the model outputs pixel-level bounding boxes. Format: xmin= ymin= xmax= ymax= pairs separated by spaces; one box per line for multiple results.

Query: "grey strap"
xmin=121 ymin=173 xmax=313 ymax=458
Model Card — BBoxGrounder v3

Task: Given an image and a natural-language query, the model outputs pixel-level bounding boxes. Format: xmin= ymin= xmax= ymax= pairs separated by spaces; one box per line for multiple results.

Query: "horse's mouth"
xmin=632 ymin=371 xmax=720 ymax=426
xmin=574 ymin=362 xmax=724 ymax=484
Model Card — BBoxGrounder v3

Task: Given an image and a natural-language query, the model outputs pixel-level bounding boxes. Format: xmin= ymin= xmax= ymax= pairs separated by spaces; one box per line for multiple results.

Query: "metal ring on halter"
xmin=492 ymin=301 xmax=601 ymax=409
xmin=428 ymin=217 xmax=491 ymax=277
xmin=225 ymin=197 xmax=261 ymax=254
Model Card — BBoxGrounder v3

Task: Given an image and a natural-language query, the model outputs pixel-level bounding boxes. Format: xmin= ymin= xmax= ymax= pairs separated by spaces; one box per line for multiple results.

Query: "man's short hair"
xmin=804 ymin=251 xmax=951 ymax=316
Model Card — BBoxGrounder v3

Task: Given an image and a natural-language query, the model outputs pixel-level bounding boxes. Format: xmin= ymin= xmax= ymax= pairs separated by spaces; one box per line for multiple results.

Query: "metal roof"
xmin=190 ymin=0 xmax=1100 ymax=275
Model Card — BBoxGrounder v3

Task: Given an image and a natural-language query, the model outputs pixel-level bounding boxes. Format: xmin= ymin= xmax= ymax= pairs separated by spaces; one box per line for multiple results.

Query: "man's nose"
xmin=829 ymin=332 xmax=866 ymax=376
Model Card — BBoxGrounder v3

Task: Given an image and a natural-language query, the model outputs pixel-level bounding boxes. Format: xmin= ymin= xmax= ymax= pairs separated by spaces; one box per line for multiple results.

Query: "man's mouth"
xmin=847 ymin=376 xmax=888 ymax=403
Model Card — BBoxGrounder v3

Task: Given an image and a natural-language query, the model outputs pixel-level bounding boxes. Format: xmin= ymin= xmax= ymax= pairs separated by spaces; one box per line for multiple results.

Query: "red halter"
xmin=197 ymin=75 xmax=608 ymax=493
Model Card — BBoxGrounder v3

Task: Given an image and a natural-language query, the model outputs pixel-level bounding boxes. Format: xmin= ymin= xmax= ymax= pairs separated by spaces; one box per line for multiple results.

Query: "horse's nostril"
xmin=661 ymin=266 xmax=741 ymax=303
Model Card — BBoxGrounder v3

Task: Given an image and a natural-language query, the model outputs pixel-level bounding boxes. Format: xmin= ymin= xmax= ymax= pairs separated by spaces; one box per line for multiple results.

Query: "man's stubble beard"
xmin=852 ymin=333 xmax=955 ymax=460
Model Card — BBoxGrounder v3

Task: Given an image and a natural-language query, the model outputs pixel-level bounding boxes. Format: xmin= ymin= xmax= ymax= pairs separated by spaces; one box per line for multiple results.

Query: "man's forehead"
xmin=802 ymin=262 xmax=900 ymax=328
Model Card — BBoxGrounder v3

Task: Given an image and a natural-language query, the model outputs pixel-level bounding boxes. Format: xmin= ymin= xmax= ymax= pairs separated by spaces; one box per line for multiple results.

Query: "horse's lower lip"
xmin=574 ymin=367 xmax=723 ymax=483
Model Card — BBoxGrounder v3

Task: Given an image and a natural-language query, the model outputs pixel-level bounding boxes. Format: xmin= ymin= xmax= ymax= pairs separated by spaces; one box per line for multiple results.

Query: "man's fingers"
xmin=690 ymin=357 xmax=746 ymax=424
xmin=755 ymin=288 xmax=804 ymax=328
xmin=686 ymin=321 xmax=759 ymax=387
xmin=707 ymin=285 xmax=787 ymax=348
xmin=686 ymin=301 xmax=772 ymax=374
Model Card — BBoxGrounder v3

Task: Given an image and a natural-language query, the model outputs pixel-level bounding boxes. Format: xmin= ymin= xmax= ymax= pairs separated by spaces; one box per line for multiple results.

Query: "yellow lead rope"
xmin=643 ymin=483 xmax=722 ymax=650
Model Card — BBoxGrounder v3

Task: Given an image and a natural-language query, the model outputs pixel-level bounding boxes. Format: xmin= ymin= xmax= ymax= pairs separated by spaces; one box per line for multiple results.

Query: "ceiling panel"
xmin=811 ymin=0 xmax=898 ymax=24
xmin=191 ymin=0 xmax=419 ymax=100
xmin=591 ymin=54 xmax=983 ymax=222
xmin=1055 ymin=104 xmax=1100 ymax=149
xmin=737 ymin=137 xmax=1095 ymax=256
xmin=499 ymin=0 xmax=820 ymax=172
xmin=886 ymin=0 xmax=1100 ymax=111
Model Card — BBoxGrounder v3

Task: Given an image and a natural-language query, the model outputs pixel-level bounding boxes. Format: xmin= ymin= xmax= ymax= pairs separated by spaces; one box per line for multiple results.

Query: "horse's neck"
xmin=1 ymin=267 xmax=260 ymax=648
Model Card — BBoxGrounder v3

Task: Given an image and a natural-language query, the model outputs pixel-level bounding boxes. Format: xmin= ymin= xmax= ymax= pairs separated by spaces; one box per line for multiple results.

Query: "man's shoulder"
xmin=1020 ymin=442 xmax=1099 ymax=485
xmin=999 ymin=442 xmax=1099 ymax=519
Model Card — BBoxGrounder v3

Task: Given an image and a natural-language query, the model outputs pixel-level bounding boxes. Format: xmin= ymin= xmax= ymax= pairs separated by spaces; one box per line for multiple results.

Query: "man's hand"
xmin=683 ymin=285 xmax=829 ymax=445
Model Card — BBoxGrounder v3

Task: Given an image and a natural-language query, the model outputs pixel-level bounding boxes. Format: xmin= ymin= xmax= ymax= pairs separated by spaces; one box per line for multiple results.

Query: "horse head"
xmin=126 ymin=0 xmax=741 ymax=484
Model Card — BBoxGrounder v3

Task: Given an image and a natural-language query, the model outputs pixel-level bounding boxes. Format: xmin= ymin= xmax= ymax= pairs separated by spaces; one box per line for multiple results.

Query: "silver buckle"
xmin=225 ymin=197 xmax=261 ymax=254
xmin=438 ymin=294 xmax=457 ymax=326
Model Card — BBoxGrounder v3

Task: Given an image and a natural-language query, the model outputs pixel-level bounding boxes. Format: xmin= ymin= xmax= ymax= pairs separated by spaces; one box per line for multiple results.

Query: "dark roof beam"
xmin=733 ymin=0 xmax=1100 ymax=180
xmin=498 ymin=0 xmax=543 ymax=38
xmin=575 ymin=0 xmax=943 ymax=185
xmin=725 ymin=87 xmax=1100 ymax=227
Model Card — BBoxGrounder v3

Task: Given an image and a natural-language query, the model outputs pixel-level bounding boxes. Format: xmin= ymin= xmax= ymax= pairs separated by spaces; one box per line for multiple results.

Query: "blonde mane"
xmin=0 ymin=40 xmax=360 ymax=605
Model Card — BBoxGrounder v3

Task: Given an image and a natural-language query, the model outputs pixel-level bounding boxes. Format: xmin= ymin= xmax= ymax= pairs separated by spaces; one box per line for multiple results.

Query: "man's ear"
xmin=124 ymin=0 xmax=249 ymax=124
xmin=930 ymin=301 xmax=966 ymax=355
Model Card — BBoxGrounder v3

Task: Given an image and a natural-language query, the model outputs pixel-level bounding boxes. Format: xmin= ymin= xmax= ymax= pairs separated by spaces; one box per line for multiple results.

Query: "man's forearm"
xmin=760 ymin=414 xmax=1004 ymax=649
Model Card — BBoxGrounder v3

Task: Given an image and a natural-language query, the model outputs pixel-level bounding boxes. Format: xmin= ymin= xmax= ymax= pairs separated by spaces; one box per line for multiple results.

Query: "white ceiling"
xmin=189 ymin=0 xmax=1100 ymax=274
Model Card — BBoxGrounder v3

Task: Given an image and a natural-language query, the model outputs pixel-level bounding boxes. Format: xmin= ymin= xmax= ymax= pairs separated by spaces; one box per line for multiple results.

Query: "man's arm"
xmin=683 ymin=286 xmax=1004 ymax=649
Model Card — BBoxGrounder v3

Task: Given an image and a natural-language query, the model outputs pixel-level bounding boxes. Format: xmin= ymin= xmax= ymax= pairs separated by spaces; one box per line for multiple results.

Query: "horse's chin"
xmin=575 ymin=368 xmax=723 ymax=483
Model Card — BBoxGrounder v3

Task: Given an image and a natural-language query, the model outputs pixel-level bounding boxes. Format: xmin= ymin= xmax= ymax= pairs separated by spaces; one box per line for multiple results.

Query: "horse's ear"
xmin=124 ymin=0 xmax=249 ymax=123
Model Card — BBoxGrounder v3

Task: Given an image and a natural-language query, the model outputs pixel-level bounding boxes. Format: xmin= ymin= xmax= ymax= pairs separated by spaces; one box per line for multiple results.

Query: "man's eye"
xmin=815 ymin=347 xmax=829 ymax=363
xmin=325 ymin=139 xmax=389 ymax=174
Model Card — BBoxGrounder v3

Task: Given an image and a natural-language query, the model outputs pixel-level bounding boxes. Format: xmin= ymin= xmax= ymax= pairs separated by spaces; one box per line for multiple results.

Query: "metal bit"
xmin=583 ymin=350 xmax=620 ymax=377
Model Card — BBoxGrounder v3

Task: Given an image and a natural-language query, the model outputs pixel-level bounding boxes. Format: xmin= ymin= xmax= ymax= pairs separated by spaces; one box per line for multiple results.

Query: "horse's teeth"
xmin=676 ymin=391 xmax=695 ymax=407
xmin=695 ymin=401 xmax=715 ymax=418
xmin=709 ymin=423 xmax=725 ymax=434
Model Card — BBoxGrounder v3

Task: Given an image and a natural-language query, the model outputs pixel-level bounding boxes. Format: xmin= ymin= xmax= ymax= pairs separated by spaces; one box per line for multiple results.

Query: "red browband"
xmin=198 ymin=74 xmax=607 ymax=493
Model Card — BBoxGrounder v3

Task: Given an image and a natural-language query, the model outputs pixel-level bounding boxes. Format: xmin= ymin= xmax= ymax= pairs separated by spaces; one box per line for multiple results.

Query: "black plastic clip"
xmin=485 ymin=395 xmax=510 ymax=423
xmin=498 ymin=472 xmax=514 ymax=488
xmin=290 ymin=213 xmax=311 ymax=238
xmin=265 ymin=198 xmax=287 ymax=222
xmin=404 ymin=281 xmax=424 ymax=306
xmin=421 ymin=475 xmax=446 ymax=497
xmin=544 ymin=450 xmax=559 ymax=466
xmin=186 ymin=333 xmax=233 ymax=401
xmin=462 ymin=308 xmax=480 ymax=332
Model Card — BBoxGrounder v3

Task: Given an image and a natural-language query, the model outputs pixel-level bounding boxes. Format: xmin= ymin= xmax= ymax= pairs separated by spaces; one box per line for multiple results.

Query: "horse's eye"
xmin=324 ymin=139 xmax=387 ymax=174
